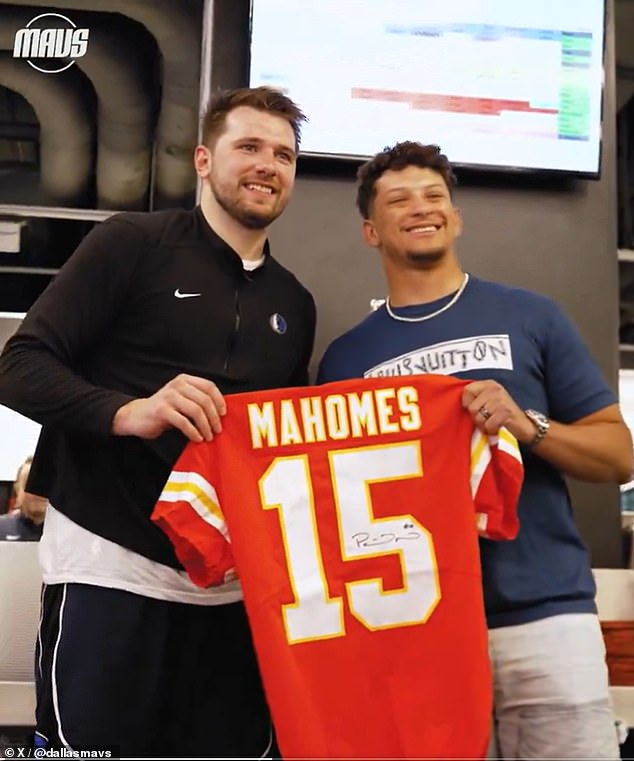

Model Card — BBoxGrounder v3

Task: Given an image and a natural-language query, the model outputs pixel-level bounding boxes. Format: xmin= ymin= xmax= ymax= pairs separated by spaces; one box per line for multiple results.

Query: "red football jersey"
xmin=152 ymin=374 xmax=523 ymax=759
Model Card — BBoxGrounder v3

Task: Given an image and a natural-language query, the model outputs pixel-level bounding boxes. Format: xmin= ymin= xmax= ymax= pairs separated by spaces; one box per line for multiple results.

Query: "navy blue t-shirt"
xmin=317 ymin=276 xmax=616 ymax=628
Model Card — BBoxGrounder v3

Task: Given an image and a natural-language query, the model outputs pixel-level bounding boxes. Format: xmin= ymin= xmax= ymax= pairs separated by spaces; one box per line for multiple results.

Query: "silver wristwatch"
xmin=524 ymin=409 xmax=550 ymax=448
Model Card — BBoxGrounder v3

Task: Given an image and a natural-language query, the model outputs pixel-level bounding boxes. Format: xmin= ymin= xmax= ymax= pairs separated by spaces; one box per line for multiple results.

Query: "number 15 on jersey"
xmin=260 ymin=441 xmax=441 ymax=644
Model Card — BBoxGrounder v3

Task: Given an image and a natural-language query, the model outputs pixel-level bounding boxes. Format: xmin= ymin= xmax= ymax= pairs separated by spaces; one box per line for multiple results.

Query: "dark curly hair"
xmin=356 ymin=142 xmax=456 ymax=219
xmin=201 ymin=86 xmax=307 ymax=151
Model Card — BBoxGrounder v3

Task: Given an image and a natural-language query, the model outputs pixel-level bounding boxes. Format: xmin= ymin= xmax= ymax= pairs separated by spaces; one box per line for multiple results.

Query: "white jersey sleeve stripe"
xmin=163 ymin=469 xmax=222 ymax=504
xmin=160 ymin=475 xmax=229 ymax=540
xmin=496 ymin=427 xmax=522 ymax=463
xmin=470 ymin=430 xmax=491 ymax=498
xmin=160 ymin=485 xmax=229 ymax=540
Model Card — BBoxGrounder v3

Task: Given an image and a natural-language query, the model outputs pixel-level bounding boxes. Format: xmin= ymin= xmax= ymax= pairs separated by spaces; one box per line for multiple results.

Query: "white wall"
xmin=620 ymin=370 xmax=634 ymax=434
xmin=0 ymin=313 xmax=40 ymax=481
xmin=619 ymin=370 xmax=634 ymax=496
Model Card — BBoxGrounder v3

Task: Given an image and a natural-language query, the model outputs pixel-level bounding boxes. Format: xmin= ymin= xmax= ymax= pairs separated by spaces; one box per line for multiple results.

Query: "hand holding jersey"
xmin=152 ymin=374 xmax=523 ymax=760
xmin=112 ymin=373 xmax=226 ymax=442
xmin=463 ymin=379 xmax=537 ymax=444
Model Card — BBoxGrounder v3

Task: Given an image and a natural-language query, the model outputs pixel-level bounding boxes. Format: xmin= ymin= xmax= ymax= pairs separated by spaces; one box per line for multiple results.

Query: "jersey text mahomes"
xmin=247 ymin=386 xmax=422 ymax=449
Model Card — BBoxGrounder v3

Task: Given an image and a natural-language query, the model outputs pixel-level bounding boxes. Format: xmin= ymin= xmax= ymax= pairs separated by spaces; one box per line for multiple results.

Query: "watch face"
xmin=527 ymin=409 xmax=548 ymax=429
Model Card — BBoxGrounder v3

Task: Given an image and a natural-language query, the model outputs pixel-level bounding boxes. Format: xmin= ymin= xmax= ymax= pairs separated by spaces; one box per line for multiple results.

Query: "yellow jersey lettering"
xmin=247 ymin=387 xmax=423 ymax=449
xmin=397 ymin=386 xmax=422 ymax=431
xmin=375 ymin=388 xmax=400 ymax=434
xmin=299 ymin=396 xmax=327 ymax=443
xmin=347 ymin=391 xmax=379 ymax=438
xmin=248 ymin=401 xmax=278 ymax=448
xmin=279 ymin=399 xmax=304 ymax=446
xmin=324 ymin=395 xmax=350 ymax=440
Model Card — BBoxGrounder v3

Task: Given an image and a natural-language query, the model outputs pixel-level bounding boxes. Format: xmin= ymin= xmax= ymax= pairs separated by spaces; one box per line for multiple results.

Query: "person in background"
xmin=0 ymin=86 xmax=315 ymax=758
xmin=317 ymin=141 xmax=633 ymax=760
xmin=0 ymin=456 xmax=46 ymax=541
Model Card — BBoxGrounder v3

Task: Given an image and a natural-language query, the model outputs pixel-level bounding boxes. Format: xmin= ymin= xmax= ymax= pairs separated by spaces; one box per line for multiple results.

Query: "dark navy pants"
xmin=35 ymin=583 xmax=274 ymax=758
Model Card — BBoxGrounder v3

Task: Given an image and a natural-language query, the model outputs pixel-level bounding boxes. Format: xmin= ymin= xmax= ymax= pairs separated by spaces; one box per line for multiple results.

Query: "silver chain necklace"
xmin=384 ymin=273 xmax=470 ymax=323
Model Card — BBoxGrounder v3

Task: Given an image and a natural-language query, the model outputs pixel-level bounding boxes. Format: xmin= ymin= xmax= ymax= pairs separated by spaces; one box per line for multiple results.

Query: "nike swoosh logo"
xmin=174 ymin=289 xmax=201 ymax=299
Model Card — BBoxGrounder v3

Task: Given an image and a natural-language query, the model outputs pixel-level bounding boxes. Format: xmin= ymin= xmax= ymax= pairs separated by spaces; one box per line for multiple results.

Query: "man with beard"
xmin=0 ymin=87 xmax=315 ymax=758
xmin=317 ymin=142 xmax=632 ymax=760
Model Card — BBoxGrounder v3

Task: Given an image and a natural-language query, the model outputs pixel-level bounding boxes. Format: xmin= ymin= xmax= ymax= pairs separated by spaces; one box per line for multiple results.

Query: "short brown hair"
xmin=356 ymin=142 xmax=457 ymax=218
xmin=201 ymin=86 xmax=307 ymax=150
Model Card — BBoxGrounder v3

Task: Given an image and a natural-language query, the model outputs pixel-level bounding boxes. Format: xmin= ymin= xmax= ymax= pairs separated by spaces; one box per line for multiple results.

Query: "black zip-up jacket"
xmin=0 ymin=208 xmax=316 ymax=567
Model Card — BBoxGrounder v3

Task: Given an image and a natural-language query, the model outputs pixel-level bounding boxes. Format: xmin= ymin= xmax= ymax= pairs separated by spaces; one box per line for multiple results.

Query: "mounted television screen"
xmin=249 ymin=0 xmax=606 ymax=176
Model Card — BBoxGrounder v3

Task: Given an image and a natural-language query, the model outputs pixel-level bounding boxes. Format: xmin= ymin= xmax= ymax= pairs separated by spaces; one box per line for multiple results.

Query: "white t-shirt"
xmin=39 ymin=504 xmax=242 ymax=606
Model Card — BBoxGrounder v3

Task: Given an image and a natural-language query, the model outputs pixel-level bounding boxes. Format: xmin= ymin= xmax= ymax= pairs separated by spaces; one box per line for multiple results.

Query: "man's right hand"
xmin=112 ymin=374 xmax=226 ymax=442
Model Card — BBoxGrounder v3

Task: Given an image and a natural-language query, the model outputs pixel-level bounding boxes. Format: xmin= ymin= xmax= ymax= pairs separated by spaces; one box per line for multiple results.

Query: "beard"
xmin=405 ymin=248 xmax=446 ymax=267
xmin=210 ymin=176 xmax=284 ymax=230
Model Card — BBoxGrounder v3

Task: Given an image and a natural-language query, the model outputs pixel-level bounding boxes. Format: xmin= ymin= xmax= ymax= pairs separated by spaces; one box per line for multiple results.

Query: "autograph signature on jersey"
xmin=351 ymin=523 xmax=421 ymax=549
